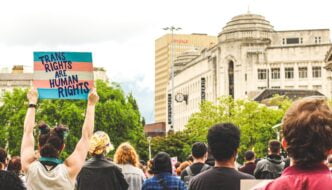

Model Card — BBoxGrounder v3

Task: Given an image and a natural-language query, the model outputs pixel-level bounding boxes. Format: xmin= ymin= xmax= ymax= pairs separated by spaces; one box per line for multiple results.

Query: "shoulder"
xmin=236 ymin=170 xmax=255 ymax=179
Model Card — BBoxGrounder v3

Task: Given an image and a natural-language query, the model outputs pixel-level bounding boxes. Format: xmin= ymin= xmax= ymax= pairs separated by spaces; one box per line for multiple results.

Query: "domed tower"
xmin=173 ymin=48 xmax=200 ymax=75
xmin=218 ymin=13 xmax=274 ymax=42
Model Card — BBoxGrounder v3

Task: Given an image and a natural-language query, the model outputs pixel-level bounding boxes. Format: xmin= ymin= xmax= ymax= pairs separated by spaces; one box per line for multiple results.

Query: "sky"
xmin=0 ymin=0 xmax=331 ymax=123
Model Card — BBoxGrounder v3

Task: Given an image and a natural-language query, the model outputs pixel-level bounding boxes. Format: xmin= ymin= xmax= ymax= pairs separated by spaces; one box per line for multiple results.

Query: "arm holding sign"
xmin=21 ymin=88 xmax=38 ymax=172
xmin=65 ymin=88 xmax=99 ymax=180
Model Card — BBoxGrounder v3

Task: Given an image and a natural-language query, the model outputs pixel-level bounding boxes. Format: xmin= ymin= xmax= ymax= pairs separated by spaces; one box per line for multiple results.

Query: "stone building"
xmin=167 ymin=13 xmax=332 ymax=131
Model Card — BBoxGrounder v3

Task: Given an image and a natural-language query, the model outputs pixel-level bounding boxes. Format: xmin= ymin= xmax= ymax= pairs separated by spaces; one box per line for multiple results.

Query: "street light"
xmin=163 ymin=26 xmax=182 ymax=131
xmin=147 ymin=136 xmax=152 ymax=160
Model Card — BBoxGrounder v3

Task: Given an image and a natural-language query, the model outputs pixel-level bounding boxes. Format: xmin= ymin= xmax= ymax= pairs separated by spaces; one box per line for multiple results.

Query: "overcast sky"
xmin=0 ymin=0 xmax=331 ymax=123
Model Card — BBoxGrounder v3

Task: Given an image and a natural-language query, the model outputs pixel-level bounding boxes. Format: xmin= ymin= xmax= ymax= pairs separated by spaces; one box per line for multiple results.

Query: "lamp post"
xmin=147 ymin=136 xmax=152 ymax=160
xmin=163 ymin=26 xmax=182 ymax=131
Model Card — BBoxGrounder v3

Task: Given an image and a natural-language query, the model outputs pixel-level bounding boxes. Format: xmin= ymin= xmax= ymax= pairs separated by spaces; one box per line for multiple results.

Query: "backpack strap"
xmin=200 ymin=164 xmax=210 ymax=173
xmin=185 ymin=166 xmax=193 ymax=176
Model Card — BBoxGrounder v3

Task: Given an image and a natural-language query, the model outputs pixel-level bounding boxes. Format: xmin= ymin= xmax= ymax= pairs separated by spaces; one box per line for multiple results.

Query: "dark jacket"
xmin=76 ymin=155 xmax=129 ymax=190
xmin=254 ymin=154 xmax=285 ymax=179
xmin=239 ymin=162 xmax=256 ymax=176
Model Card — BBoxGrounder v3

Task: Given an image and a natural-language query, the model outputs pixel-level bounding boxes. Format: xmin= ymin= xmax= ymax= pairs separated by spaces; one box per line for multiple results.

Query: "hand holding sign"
xmin=88 ymin=88 xmax=99 ymax=106
xmin=27 ymin=88 xmax=38 ymax=105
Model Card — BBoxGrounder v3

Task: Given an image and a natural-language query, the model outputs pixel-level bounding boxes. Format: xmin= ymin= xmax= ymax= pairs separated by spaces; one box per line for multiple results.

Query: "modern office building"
xmin=154 ymin=33 xmax=218 ymax=123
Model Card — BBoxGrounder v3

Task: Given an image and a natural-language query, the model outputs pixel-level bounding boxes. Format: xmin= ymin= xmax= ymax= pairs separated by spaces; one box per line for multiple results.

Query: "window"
xmin=315 ymin=37 xmax=321 ymax=44
xmin=298 ymin=67 xmax=307 ymax=78
xmin=258 ymin=69 xmax=267 ymax=80
xmin=285 ymin=67 xmax=294 ymax=79
xmin=271 ymin=68 xmax=280 ymax=79
xmin=282 ymin=38 xmax=285 ymax=45
xmin=286 ymin=38 xmax=299 ymax=44
xmin=258 ymin=86 xmax=267 ymax=90
xmin=300 ymin=38 xmax=303 ymax=44
xmin=313 ymin=85 xmax=322 ymax=90
xmin=271 ymin=86 xmax=280 ymax=89
xmin=312 ymin=67 xmax=321 ymax=78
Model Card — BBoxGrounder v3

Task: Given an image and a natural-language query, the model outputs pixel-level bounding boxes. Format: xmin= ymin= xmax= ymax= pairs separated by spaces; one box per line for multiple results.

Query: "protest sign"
xmin=33 ymin=52 xmax=94 ymax=100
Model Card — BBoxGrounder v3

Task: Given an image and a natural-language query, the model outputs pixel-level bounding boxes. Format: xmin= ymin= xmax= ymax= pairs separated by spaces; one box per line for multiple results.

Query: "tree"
xmin=185 ymin=96 xmax=290 ymax=162
xmin=0 ymin=80 xmax=148 ymax=160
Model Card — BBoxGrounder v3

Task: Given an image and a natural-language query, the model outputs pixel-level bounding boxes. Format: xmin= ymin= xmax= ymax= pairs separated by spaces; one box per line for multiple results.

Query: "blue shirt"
xmin=142 ymin=172 xmax=187 ymax=190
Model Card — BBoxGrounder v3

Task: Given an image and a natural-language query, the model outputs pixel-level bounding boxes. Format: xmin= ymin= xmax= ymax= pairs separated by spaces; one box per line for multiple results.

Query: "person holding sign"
xmin=20 ymin=88 xmax=99 ymax=190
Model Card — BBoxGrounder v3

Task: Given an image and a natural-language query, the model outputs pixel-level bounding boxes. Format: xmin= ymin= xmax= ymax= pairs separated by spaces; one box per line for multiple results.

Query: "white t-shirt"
xmin=26 ymin=161 xmax=74 ymax=190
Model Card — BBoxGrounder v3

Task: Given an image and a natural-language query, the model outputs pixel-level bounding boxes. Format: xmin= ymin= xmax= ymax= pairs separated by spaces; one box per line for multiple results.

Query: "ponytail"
xmin=38 ymin=123 xmax=68 ymax=158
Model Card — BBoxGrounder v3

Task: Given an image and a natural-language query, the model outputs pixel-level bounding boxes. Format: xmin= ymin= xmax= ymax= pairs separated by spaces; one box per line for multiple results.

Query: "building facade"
xmin=0 ymin=65 xmax=109 ymax=97
xmin=154 ymin=34 xmax=218 ymax=123
xmin=167 ymin=13 xmax=332 ymax=131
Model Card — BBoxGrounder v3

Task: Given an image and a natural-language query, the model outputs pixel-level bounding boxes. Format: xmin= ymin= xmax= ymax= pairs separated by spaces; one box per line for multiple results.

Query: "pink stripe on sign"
xmin=33 ymin=80 xmax=94 ymax=88
xmin=34 ymin=61 xmax=93 ymax=72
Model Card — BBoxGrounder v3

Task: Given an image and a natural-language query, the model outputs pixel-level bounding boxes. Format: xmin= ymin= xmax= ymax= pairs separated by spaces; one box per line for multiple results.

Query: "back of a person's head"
xmin=282 ymin=97 xmax=332 ymax=169
xmin=114 ymin=142 xmax=139 ymax=167
xmin=0 ymin=170 xmax=25 ymax=190
xmin=268 ymin=140 xmax=281 ymax=155
xmin=38 ymin=123 xmax=68 ymax=158
xmin=244 ymin=150 xmax=255 ymax=161
xmin=0 ymin=148 xmax=7 ymax=164
xmin=207 ymin=123 xmax=240 ymax=162
xmin=89 ymin=131 xmax=114 ymax=156
xmin=7 ymin=156 xmax=21 ymax=175
xmin=192 ymin=142 xmax=208 ymax=159
xmin=152 ymin=152 xmax=172 ymax=174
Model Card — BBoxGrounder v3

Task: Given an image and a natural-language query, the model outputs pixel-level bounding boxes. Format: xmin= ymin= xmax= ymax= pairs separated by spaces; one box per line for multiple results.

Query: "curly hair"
xmin=282 ymin=97 xmax=332 ymax=169
xmin=114 ymin=142 xmax=139 ymax=167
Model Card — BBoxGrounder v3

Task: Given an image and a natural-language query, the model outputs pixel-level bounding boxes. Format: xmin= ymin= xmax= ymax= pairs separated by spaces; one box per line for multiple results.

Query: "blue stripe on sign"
xmin=34 ymin=52 xmax=92 ymax=63
xmin=37 ymin=88 xmax=89 ymax=100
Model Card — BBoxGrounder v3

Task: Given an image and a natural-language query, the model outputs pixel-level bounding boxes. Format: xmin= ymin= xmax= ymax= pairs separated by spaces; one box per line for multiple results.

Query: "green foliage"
xmin=0 ymin=80 xmax=147 ymax=160
xmin=151 ymin=131 xmax=194 ymax=161
xmin=185 ymin=96 xmax=291 ymax=163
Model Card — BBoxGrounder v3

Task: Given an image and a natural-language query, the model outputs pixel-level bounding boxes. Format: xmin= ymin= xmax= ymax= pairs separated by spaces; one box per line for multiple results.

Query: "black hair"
xmin=207 ymin=123 xmax=240 ymax=162
xmin=0 ymin=148 xmax=7 ymax=164
xmin=0 ymin=170 xmax=26 ymax=190
xmin=244 ymin=150 xmax=255 ymax=161
xmin=152 ymin=152 xmax=172 ymax=174
xmin=268 ymin=140 xmax=281 ymax=154
xmin=38 ymin=123 xmax=68 ymax=158
xmin=192 ymin=142 xmax=208 ymax=159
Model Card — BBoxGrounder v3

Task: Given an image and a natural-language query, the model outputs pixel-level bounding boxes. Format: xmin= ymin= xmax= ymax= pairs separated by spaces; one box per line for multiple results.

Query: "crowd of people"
xmin=0 ymin=89 xmax=331 ymax=190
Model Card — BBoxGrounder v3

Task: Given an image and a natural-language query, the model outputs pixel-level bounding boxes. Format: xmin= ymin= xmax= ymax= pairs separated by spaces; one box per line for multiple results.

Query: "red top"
xmin=262 ymin=163 xmax=332 ymax=190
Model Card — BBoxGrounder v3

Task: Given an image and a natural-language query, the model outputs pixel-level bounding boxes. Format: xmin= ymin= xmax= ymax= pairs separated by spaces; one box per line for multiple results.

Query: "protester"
xmin=20 ymin=88 xmax=99 ymax=190
xmin=188 ymin=123 xmax=254 ymax=190
xmin=254 ymin=140 xmax=284 ymax=179
xmin=239 ymin=150 xmax=256 ymax=176
xmin=181 ymin=142 xmax=210 ymax=186
xmin=176 ymin=161 xmax=191 ymax=176
xmin=142 ymin=152 xmax=187 ymax=190
xmin=0 ymin=148 xmax=7 ymax=170
xmin=76 ymin=131 xmax=128 ymax=190
xmin=146 ymin=160 xmax=154 ymax=179
xmin=0 ymin=170 xmax=26 ymax=190
xmin=114 ymin=142 xmax=146 ymax=190
xmin=7 ymin=156 xmax=26 ymax=185
xmin=259 ymin=97 xmax=332 ymax=189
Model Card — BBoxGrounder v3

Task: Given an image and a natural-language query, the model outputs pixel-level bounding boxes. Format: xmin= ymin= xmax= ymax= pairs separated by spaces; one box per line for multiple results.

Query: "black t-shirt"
xmin=188 ymin=167 xmax=254 ymax=190
xmin=180 ymin=163 xmax=210 ymax=180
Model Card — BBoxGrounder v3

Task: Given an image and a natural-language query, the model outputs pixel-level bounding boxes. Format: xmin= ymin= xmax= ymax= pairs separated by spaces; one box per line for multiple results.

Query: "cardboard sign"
xmin=33 ymin=52 xmax=94 ymax=99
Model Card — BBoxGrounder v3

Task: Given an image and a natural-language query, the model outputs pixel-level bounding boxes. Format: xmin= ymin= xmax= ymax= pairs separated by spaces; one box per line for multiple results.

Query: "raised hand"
xmin=88 ymin=88 xmax=99 ymax=106
xmin=27 ymin=88 xmax=38 ymax=105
